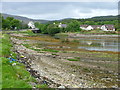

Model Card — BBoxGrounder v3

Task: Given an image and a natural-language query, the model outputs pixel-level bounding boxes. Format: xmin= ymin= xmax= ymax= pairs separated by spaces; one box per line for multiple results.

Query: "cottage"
xmin=80 ymin=25 xmax=89 ymax=30
xmin=80 ymin=24 xmax=115 ymax=31
xmin=28 ymin=21 xmax=35 ymax=29
xmin=58 ymin=23 xmax=67 ymax=28
xmin=80 ymin=25 xmax=94 ymax=30
xmin=101 ymin=25 xmax=115 ymax=31
xmin=91 ymin=25 xmax=102 ymax=30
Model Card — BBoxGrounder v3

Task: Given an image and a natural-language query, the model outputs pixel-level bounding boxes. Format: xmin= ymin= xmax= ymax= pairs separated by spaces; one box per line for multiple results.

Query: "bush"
xmin=47 ymin=27 xmax=60 ymax=35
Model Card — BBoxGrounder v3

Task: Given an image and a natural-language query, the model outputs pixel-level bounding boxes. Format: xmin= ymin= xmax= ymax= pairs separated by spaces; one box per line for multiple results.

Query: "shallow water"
xmin=26 ymin=34 xmax=119 ymax=52
xmin=54 ymin=35 xmax=119 ymax=52
xmin=77 ymin=37 xmax=119 ymax=52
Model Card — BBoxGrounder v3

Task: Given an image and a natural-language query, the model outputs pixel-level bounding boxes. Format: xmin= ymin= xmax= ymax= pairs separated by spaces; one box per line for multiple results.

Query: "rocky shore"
xmin=10 ymin=33 xmax=118 ymax=88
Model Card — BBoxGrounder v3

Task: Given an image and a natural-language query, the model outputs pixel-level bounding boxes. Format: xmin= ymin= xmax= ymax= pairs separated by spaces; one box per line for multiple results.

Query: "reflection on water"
xmin=34 ymin=34 xmax=119 ymax=52
xmin=54 ymin=35 xmax=119 ymax=52
xmin=77 ymin=37 xmax=119 ymax=52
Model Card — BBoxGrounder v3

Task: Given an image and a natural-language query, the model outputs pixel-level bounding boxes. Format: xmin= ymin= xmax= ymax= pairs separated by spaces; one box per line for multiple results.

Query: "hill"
xmin=1 ymin=13 xmax=49 ymax=24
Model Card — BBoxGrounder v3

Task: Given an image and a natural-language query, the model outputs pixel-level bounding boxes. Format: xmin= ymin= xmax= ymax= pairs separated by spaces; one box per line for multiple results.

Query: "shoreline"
xmin=9 ymin=33 xmax=118 ymax=88
xmin=67 ymin=33 xmax=119 ymax=38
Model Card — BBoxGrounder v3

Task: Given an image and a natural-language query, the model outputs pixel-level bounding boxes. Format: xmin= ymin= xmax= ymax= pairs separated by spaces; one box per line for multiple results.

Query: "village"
xmin=28 ymin=21 xmax=116 ymax=32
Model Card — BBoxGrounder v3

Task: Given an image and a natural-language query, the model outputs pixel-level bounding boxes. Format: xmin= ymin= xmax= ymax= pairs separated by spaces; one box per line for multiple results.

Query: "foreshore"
xmin=68 ymin=33 xmax=119 ymax=38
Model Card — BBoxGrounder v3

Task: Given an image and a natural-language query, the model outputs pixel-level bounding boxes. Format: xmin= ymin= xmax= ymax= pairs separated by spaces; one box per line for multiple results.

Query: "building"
xmin=101 ymin=25 xmax=115 ymax=31
xmin=80 ymin=25 xmax=115 ymax=31
xmin=28 ymin=21 xmax=35 ymax=29
xmin=91 ymin=25 xmax=102 ymax=30
xmin=58 ymin=23 xmax=67 ymax=28
xmin=80 ymin=25 xmax=90 ymax=30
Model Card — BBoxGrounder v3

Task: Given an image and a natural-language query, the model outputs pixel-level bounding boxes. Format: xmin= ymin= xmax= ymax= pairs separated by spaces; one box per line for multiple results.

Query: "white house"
xmin=80 ymin=25 xmax=93 ymax=30
xmin=28 ymin=21 xmax=35 ymax=29
xmin=80 ymin=25 xmax=115 ymax=31
xmin=101 ymin=25 xmax=115 ymax=31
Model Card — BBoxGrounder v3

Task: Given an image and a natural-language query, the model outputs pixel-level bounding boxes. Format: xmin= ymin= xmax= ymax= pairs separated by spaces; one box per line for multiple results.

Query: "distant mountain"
xmin=91 ymin=15 xmax=117 ymax=19
xmin=1 ymin=13 xmax=49 ymax=24
xmin=90 ymin=15 xmax=118 ymax=21
xmin=1 ymin=13 xmax=118 ymax=24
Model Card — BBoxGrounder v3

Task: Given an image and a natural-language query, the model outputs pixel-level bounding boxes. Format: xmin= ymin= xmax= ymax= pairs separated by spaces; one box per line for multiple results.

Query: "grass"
xmin=0 ymin=34 xmax=12 ymax=57
xmin=52 ymin=53 xmax=58 ymax=55
xmin=35 ymin=84 xmax=48 ymax=88
xmin=1 ymin=34 xmax=48 ymax=88
xmin=1 ymin=57 xmax=33 ymax=88
xmin=67 ymin=57 xmax=80 ymax=61
xmin=41 ymin=49 xmax=59 ymax=53
xmin=75 ymin=57 xmax=81 ymax=60
xmin=22 ymin=44 xmax=31 ymax=48
xmin=23 ymin=43 xmax=59 ymax=53
xmin=74 ymin=30 xmax=119 ymax=35
xmin=67 ymin=58 xmax=79 ymax=61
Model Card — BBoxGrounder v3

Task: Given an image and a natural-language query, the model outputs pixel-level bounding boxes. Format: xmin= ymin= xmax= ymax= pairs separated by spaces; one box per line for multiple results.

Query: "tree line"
xmin=34 ymin=20 xmax=82 ymax=35
xmin=35 ymin=18 xmax=120 ymax=35
xmin=1 ymin=16 xmax=28 ymax=30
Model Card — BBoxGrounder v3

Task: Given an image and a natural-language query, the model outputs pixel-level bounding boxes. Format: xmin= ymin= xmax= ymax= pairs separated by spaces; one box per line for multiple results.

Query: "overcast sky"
xmin=1 ymin=2 xmax=118 ymax=20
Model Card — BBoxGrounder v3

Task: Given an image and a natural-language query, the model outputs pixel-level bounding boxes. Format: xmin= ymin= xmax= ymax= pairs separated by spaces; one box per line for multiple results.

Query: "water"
xmin=54 ymin=35 xmax=119 ymax=52
xmin=77 ymin=37 xmax=119 ymax=52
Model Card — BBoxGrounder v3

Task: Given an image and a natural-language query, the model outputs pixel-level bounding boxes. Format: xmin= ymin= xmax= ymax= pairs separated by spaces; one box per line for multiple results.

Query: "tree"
xmin=10 ymin=19 xmax=21 ymax=29
xmin=2 ymin=16 xmax=27 ymax=30
xmin=46 ymin=24 xmax=60 ymax=35
xmin=65 ymin=20 xmax=81 ymax=32
xmin=2 ymin=17 xmax=10 ymax=30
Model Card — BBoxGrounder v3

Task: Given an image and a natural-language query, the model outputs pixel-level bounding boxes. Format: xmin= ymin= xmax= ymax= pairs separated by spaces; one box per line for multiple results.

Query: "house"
xmin=28 ymin=21 xmax=35 ymax=29
xmin=58 ymin=23 xmax=67 ymax=28
xmin=80 ymin=25 xmax=89 ymax=30
xmin=80 ymin=25 xmax=93 ymax=30
xmin=101 ymin=25 xmax=115 ymax=31
xmin=91 ymin=25 xmax=102 ymax=30
xmin=80 ymin=24 xmax=115 ymax=31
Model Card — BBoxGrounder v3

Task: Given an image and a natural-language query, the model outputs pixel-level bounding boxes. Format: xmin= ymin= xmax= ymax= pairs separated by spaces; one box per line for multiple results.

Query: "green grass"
xmin=0 ymin=34 xmax=12 ymax=57
xmin=75 ymin=57 xmax=81 ymax=60
xmin=67 ymin=57 xmax=80 ymax=61
xmin=1 ymin=34 xmax=48 ymax=88
xmin=52 ymin=53 xmax=58 ymax=55
xmin=67 ymin=58 xmax=79 ymax=61
xmin=74 ymin=30 xmax=118 ymax=35
xmin=1 ymin=57 xmax=33 ymax=88
xmin=41 ymin=49 xmax=59 ymax=53
xmin=22 ymin=44 xmax=31 ymax=48
xmin=35 ymin=84 xmax=48 ymax=88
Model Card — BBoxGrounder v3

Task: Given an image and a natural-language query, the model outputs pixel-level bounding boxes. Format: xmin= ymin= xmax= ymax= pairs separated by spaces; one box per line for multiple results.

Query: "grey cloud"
xmin=1 ymin=2 xmax=118 ymax=20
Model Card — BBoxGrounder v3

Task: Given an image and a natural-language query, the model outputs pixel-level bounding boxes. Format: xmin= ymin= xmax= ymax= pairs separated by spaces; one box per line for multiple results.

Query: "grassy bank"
xmin=55 ymin=30 xmax=119 ymax=36
xmin=0 ymin=34 xmax=47 ymax=88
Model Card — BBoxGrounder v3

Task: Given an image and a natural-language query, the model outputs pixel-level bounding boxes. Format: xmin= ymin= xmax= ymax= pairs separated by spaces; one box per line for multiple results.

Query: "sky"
xmin=1 ymin=1 xmax=119 ymax=20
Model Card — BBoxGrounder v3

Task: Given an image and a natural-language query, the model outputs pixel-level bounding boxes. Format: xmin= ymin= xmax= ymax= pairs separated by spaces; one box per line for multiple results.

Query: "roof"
xmin=80 ymin=24 xmax=115 ymax=30
xmin=90 ymin=25 xmax=102 ymax=29
xmin=104 ymin=25 xmax=115 ymax=30
xmin=80 ymin=25 xmax=89 ymax=28
xmin=60 ymin=24 xmax=67 ymax=28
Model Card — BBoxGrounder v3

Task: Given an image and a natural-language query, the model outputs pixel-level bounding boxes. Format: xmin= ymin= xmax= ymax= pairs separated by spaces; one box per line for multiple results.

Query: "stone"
xmin=58 ymin=85 xmax=65 ymax=88
xmin=12 ymin=63 xmax=17 ymax=66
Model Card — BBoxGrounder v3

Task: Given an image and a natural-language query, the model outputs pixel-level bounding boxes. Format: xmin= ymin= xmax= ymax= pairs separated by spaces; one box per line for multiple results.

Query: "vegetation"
xmin=1 ymin=14 xmax=119 ymax=35
xmin=1 ymin=15 xmax=28 ymax=30
xmin=67 ymin=58 xmax=79 ymax=61
xmin=34 ymin=16 xmax=119 ymax=35
xmin=0 ymin=34 xmax=48 ymax=88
